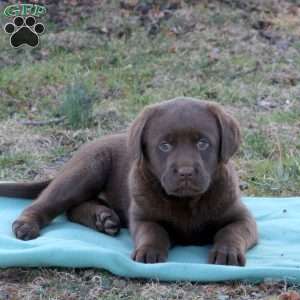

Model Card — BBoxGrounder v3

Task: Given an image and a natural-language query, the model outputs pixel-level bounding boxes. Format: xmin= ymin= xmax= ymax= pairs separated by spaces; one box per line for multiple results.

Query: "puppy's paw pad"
xmin=132 ymin=246 xmax=167 ymax=264
xmin=12 ymin=219 xmax=40 ymax=240
xmin=208 ymin=246 xmax=246 ymax=266
xmin=95 ymin=209 xmax=120 ymax=236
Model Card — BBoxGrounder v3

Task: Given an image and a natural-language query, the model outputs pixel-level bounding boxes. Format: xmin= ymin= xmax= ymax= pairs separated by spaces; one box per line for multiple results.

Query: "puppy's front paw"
xmin=208 ymin=245 xmax=246 ymax=266
xmin=95 ymin=208 xmax=120 ymax=236
xmin=132 ymin=246 xmax=167 ymax=264
xmin=12 ymin=218 xmax=40 ymax=240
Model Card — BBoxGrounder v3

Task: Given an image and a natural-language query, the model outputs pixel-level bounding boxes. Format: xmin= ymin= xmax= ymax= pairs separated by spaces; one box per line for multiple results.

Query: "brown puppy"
xmin=0 ymin=98 xmax=258 ymax=266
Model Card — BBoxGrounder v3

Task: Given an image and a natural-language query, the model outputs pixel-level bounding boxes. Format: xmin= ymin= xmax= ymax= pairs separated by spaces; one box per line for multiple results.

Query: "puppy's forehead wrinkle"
xmin=160 ymin=129 xmax=214 ymax=142
xmin=152 ymin=102 xmax=217 ymax=127
xmin=158 ymin=97 xmax=209 ymax=108
xmin=148 ymin=109 xmax=219 ymax=144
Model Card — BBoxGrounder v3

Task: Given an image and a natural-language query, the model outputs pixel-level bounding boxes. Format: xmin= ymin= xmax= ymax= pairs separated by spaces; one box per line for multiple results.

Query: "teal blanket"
xmin=0 ymin=196 xmax=300 ymax=282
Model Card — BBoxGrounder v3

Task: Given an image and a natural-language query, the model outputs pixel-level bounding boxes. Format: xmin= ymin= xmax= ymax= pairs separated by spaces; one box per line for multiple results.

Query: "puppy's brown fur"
xmin=0 ymin=98 xmax=258 ymax=266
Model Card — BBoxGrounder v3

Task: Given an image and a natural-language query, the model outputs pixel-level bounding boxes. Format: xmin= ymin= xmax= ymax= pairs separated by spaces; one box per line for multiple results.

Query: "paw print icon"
xmin=4 ymin=16 xmax=45 ymax=48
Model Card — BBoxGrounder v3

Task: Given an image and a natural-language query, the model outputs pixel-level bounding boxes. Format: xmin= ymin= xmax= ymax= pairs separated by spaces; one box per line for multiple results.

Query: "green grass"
xmin=244 ymin=157 xmax=300 ymax=195
xmin=264 ymin=110 xmax=300 ymax=124
xmin=60 ymin=80 xmax=96 ymax=129
xmin=242 ymin=130 xmax=274 ymax=160
xmin=0 ymin=153 xmax=34 ymax=169
xmin=0 ymin=153 xmax=38 ymax=180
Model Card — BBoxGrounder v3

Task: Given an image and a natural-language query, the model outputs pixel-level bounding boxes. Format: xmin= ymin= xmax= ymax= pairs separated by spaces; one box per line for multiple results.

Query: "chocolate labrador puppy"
xmin=0 ymin=98 xmax=258 ymax=266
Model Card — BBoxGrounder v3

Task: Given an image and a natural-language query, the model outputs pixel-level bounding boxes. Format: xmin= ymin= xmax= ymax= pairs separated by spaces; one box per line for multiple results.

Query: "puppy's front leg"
xmin=130 ymin=220 xmax=170 ymax=263
xmin=209 ymin=213 xmax=258 ymax=266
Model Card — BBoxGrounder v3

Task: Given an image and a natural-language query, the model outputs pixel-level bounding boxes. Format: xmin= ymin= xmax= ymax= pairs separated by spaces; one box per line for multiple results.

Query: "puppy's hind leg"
xmin=67 ymin=199 xmax=121 ymax=236
xmin=12 ymin=143 xmax=112 ymax=240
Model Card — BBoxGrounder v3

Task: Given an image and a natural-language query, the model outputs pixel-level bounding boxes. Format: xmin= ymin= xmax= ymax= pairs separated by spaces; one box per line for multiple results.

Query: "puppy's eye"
xmin=197 ymin=139 xmax=210 ymax=151
xmin=159 ymin=142 xmax=172 ymax=152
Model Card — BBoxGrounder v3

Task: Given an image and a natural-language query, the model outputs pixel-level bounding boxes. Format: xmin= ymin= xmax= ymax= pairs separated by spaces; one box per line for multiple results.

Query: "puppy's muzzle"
xmin=162 ymin=164 xmax=208 ymax=197
xmin=177 ymin=166 xmax=196 ymax=180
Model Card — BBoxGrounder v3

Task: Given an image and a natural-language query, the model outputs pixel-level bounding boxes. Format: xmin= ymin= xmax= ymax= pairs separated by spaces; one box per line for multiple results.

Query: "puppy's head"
xmin=128 ymin=98 xmax=241 ymax=198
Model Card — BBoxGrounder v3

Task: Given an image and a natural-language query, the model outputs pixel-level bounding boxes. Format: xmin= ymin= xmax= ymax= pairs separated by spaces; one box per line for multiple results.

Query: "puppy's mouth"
xmin=163 ymin=180 xmax=205 ymax=198
xmin=168 ymin=189 xmax=203 ymax=197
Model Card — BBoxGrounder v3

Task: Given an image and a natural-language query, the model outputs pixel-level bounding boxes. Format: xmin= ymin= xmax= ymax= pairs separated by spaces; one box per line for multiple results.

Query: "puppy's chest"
xmin=154 ymin=202 xmax=224 ymax=245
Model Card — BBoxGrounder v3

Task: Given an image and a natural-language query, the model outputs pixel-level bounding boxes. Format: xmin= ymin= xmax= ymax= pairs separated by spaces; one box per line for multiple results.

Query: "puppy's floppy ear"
xmin=127 ymin=104 xmax=157 ymax=162
xmin=208 ymin=103 xmax=241 ymax=164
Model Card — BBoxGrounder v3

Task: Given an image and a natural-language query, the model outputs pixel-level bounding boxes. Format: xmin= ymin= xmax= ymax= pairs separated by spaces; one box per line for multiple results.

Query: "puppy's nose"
xmin=178 ymin=167 xmax=194 ymax=179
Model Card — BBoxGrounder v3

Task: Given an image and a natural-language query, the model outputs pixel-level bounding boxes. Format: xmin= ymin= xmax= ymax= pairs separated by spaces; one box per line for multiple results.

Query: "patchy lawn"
xmin=0 ymin=0 xmax=300 ymax=299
